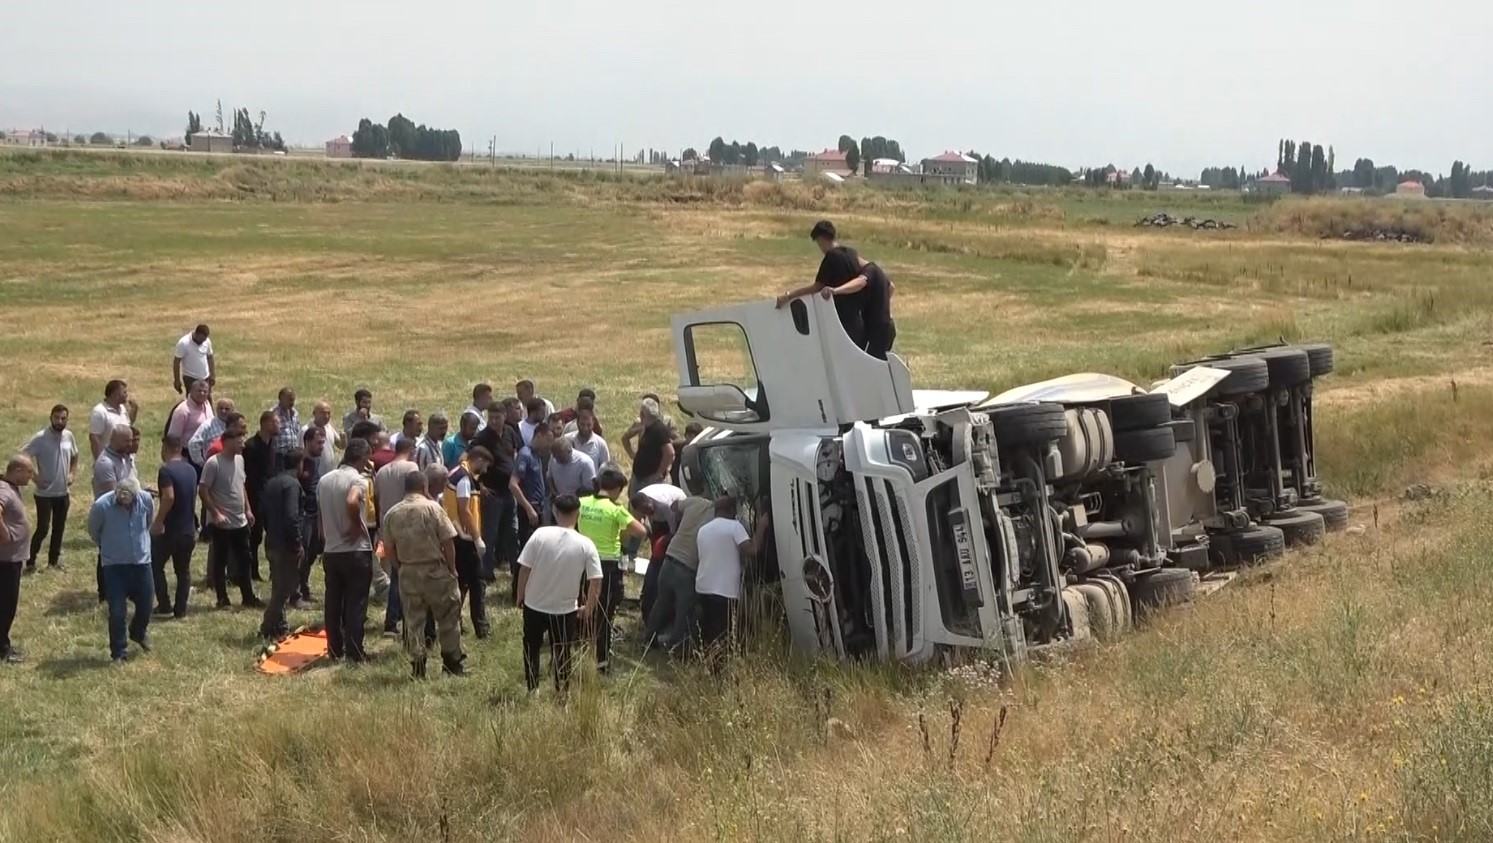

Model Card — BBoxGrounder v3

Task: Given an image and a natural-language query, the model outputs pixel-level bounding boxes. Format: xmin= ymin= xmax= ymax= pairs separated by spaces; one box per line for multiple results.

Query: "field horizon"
xmin=3 ymin=147 xmax=1493 ymax=841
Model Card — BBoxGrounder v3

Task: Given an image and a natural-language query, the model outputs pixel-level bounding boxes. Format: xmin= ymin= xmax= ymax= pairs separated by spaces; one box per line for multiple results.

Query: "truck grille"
xmin=859 ymin=478 xmax=919 ymax=658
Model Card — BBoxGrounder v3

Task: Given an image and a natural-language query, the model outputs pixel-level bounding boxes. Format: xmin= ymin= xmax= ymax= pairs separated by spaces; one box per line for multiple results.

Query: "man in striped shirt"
xmin=415 ymin=412 xmax=448 ymax=470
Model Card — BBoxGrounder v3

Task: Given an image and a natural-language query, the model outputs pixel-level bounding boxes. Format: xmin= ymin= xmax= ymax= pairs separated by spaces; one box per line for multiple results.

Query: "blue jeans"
xmin=480 ymin=494 xmax=518 ymax=580
xmin=644 ymin=557 xmax=697 ymax=652
xmin=102 ymin=564 xmax=154 ymax=659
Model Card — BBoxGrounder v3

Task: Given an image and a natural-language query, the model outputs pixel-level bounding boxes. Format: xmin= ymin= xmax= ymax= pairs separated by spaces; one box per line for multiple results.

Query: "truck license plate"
xmin=950 ymin=510 xmax=981 ymax=603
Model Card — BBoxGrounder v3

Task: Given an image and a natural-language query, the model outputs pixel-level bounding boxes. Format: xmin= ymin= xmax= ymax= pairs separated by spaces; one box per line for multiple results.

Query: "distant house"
xmin=1395 ymin=180 xmax=1427 ymax=198
xmin=189 ymin=131 xmax=233 ymax=154
xmin=804 ymin=148 xmax=853 ymax=180
xmin=325 ymin=135 xmax=353 ymax=158
xmin=1472 ymin=185 xmax=1493 ymax=201
xmin=1254 ymin=172 xmax=1292 ymax=195
xmin=2 ymin=129 xmax=47 ymax=147
xmin=870 ymin=158 xmax=903 ymax=174
xmin=921 ymin=151 xmax=979 ymax=185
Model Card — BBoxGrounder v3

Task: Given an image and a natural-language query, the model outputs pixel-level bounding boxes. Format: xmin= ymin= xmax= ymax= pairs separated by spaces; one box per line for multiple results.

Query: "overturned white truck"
xmin=670 ymin=296 xmax=1339 ymax=664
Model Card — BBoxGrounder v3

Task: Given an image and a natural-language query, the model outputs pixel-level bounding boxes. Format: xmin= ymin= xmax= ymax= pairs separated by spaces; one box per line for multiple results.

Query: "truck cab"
xmin=672 ymin=296 xmax=1067 ymax=663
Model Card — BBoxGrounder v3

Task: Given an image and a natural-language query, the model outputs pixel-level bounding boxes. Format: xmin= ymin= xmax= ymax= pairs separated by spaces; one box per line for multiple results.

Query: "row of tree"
xmin=185 ymin=103 xmax=286 ymax=151
xmin=1274 ymin=139 xmax=1336 ymax=194
xmin=351 ymin=114 xmax=462 ymax=161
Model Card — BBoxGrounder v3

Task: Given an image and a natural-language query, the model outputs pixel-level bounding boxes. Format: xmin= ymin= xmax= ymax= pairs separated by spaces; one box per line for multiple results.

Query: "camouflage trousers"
xmin=398 ymin=563 xmax=462 ymax=661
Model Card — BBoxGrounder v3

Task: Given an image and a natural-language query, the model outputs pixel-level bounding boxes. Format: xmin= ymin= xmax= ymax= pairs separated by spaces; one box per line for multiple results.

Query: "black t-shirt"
xmin=475 ymin=422 xmax=522 ymax=495
xmin=861 ymin=262 xmax=893 ymax=326
xmin=157 ymin=461 xmax=199 ymax=538
xmin=816 ymin=246 xmax=866 ymax=335
xmin=633 ymin=421 xmax=672 ymax=479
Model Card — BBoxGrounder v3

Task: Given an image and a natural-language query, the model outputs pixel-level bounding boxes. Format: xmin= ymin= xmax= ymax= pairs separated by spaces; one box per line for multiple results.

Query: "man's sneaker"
xmin=382 ymin=629 xmax=399 ymax=639
xmin=1 ymin=650 xmax=22 ymax=664
xmin=130 ymin=636 xmax=151 ymax=653
xmin=411 ymin=659 xmax=428 ymax=680
xmin=596 ymin=660 xmax=611 ymax=676
xmin=474 ymin=626 xmax=491 ymax=640
xmin=154 ymin=605 xmax=174 ymax=617
xmin=23 ymin=565 xmax=35 ymax=575
xmin=111 ymin=654 xmax=129 ymax=666
xmin=48 ymin=563 xmax=67 ymax=573
xmin=241 ymin=596 xmax=266 ymax=609
xmin=215 ymin=599 xmax=232 ymax=610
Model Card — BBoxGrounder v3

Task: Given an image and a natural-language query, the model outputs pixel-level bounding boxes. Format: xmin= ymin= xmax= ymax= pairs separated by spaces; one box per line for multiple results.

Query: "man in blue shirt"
xmin=88 ymin=478 xmax=155 ymax=664
xmin=509 ymin=424 xmax=552 ymax=552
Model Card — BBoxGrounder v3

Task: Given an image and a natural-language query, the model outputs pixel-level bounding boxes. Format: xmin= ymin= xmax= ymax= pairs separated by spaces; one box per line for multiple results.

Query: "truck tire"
xmin=1246 ymin=348 xmax=1312 ymax=389
xmin=1263 ymin=509 xmax=1326 ymax=547
xmin=1297 ymin=498 xmax=1349 ymax=531
xmin=988 ymin=403 xmax=1069 ymax=449
xmin=1297 ymin=343 xmax=1335 ymax=377
xmin=1170 ymin=355 xmax=1269 ymax=396
xmin=1097 ymin=576 xmax=1133 ymax=635
xmin=1114 ymin=426 xmax=1176 ymax=464
xmin=1073 ymin=583 xmax=1116 ymax=642
xmin=1211 ymin=525 xmax=1285 ymax=566
xmin=1129 ymin=568 xmax=1197 ymax=619
xmin=1108 ymin=394 xmax=1172 ymax=432
xmin=1062 ymin=587 xmax=1093 ymax=642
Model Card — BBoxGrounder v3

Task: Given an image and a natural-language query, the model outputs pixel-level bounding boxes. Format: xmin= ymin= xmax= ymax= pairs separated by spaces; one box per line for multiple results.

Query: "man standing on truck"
xmin=774 ymin=220 xmax=868 ymax=347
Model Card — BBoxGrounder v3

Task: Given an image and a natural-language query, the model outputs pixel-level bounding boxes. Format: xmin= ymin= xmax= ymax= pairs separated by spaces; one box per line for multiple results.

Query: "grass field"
xmin=3 ymin=149 xmax=1493 ymax=841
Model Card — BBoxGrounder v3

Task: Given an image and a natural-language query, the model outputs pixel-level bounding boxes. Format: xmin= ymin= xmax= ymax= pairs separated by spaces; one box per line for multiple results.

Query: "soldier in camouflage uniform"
xmin=379 ymin=470 xmax=465 ymax=678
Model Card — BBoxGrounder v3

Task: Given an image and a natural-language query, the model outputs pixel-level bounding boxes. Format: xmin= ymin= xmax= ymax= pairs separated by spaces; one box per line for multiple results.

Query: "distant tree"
xmin=1130 ymin=166 xmax=1142 ymax=185
xmin=1326 ymin=146 xmax=1336 ymax=190
xmin=1310 ymin=144 xmax=1327 ymax=192
xmin=89 ymin=132 xmax=110 ymax=145
xmin=271 ymin=131 xmax=285 ymax=152
xmin=682 ymin=147 xmax=698 ymax=161
xmin=1292 ymin=140 xmax=1312 ymax=193
xmin=72 ymin=134 xmax=86 ymax=145
xmin=707 ymin=136 xmax=726 ymax=162
xmin=351 ymin=118 xmax=390 ymax=159
xmin=1143 ymin=163 xmax=1156 ymax=190
xmin=214 ymin=99 xmax=224 ymax=133
xmin=44 ymin=131 xmax=58 ymax=143
xmin=838 ymin=135 xmax=860 ymax=174
xmin=744 ymin=141 xmax=759 ymax=167
xmin=186 ymin=111 xmax=202 ymax=140
xmin=1449 ymin=160 xmax=1471 ymax=198
xmin=133 ymin=136 xmax=153 ymax=147
xmin=387 ymin=113 xmax=417 ymax=158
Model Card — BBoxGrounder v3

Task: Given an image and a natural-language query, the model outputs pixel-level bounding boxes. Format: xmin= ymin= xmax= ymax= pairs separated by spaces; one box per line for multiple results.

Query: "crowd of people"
xmin=0 ymin=220 xmax=893 ymax=689
xmin=0 ymin=335 xmax=766 ymax=691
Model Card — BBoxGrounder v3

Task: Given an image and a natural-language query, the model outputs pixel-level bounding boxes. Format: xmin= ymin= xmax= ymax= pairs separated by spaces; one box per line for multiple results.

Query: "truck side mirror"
xmin=802 ymin=554 xmax=833 ymax=603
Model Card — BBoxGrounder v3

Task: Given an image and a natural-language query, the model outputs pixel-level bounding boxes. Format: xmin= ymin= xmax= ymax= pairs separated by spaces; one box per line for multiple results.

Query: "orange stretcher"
xmin=255 ymin=627 xmax=329 ymax=675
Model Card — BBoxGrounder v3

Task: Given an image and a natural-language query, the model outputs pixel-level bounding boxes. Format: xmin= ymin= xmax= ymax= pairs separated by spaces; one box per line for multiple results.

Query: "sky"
xmin=3 ymin=0 xmax=1489 ymax=177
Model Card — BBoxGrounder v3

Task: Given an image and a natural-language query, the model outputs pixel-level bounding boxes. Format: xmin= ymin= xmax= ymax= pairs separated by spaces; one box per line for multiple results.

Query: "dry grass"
xmin=2 ymin=165 xmax=1493 ymax=840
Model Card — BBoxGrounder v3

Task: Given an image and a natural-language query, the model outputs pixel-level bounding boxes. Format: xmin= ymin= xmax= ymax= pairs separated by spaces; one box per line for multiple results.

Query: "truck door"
xmin=672 ymin=296 xmax=915 ymax=433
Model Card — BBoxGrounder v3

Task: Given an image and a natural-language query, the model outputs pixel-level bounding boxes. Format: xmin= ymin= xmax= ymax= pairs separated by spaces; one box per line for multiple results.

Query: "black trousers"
xmin=863 ymin=320 xmax=897 ymax=361
xmin=0 ymin=561 xmax=20 ymax=655
xmin=454 ymin=538 xmax=488 ymax=635
xmin=248 ymin=520 xmax=264 ymax=578
xmin=151 ymin=532 xmax=194 ymax=616
xmin=323 ymin=550 xmax=373 ymax=661
xmin=299 ymin=517 xmax=323 ymax=599
xmin=593 ymin=559 xmax=624 ymax=667
xmin=640 ymin=532 xmax=670 ymax=623
xmin=210 ymin=525 xmax=257 ymax=605
xmin=523 ymin=605 xmax=577 ymax=692
xmin=260 ymin=546 xmax=300 ymax=638
xmin=28 ymin=495 xmax=69 ymax=568
xmin=698 ymin=594 xmax=734 ymax=660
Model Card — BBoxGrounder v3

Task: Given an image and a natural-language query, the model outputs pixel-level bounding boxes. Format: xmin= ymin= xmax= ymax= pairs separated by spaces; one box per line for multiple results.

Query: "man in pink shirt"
xmin=167 ymin=380 xmax=213 ymax=456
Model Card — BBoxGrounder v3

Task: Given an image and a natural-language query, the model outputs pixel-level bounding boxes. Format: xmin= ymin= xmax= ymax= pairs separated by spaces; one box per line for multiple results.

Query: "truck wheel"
xmin=1129 ymin=568 xmax=1197 ymax=619
xmin=1114 ymin=426 xmax=1176 ymax=464
xmin=1245 ymin=348 xmax=1312 ymax=389
xmin=988 ymin=403 xmax=1069 ymax=449
xmin=1108 ymin=394 xmax=1171 ymax=432
xmin=1062 ymin=587 xmax=1093 ymax=642
xmin=1297 ymin=343 xmax=1335 ymax=377
xmin=1170 ymin=355 xmax=1269 ymax=396
xmin=1213 ymin=525 xmax=1286 ymax=566
xmin=1097 ymin=576 xmax=1133 ymax=635
xmin=1074 ymin=583 xmax=1116 ymax=642
xmin=1263 ymin=509 xmax=1326 ymax=547
xmin=1297 ymin=498 xmax=1349 ymax=531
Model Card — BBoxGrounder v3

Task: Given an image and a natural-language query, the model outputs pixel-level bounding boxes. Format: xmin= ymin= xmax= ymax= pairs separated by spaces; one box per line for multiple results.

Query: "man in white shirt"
xmin=309 ymin=400 xmax=344 ymax=475
xmin=630 ymin=481 xmax=687 ymax=621
xmin=172 ymin=324 xmax=216 ymax=394
xmin=23 ymin=404 xmax=78 ymax=572
xmin=565 ymin=405 xmax=610 ymax=471
xmin=462 ymin=383 xmax=493 ymax=433
xmin=693 ymin=496 xmax=770 ymax=667
xmin=88 ymin=380 xmax=132 ymax=461
xmin=516 ymin=494 xmax=601 ymax=694
xmin=516 ymin=379 xmax=556 ymax=421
